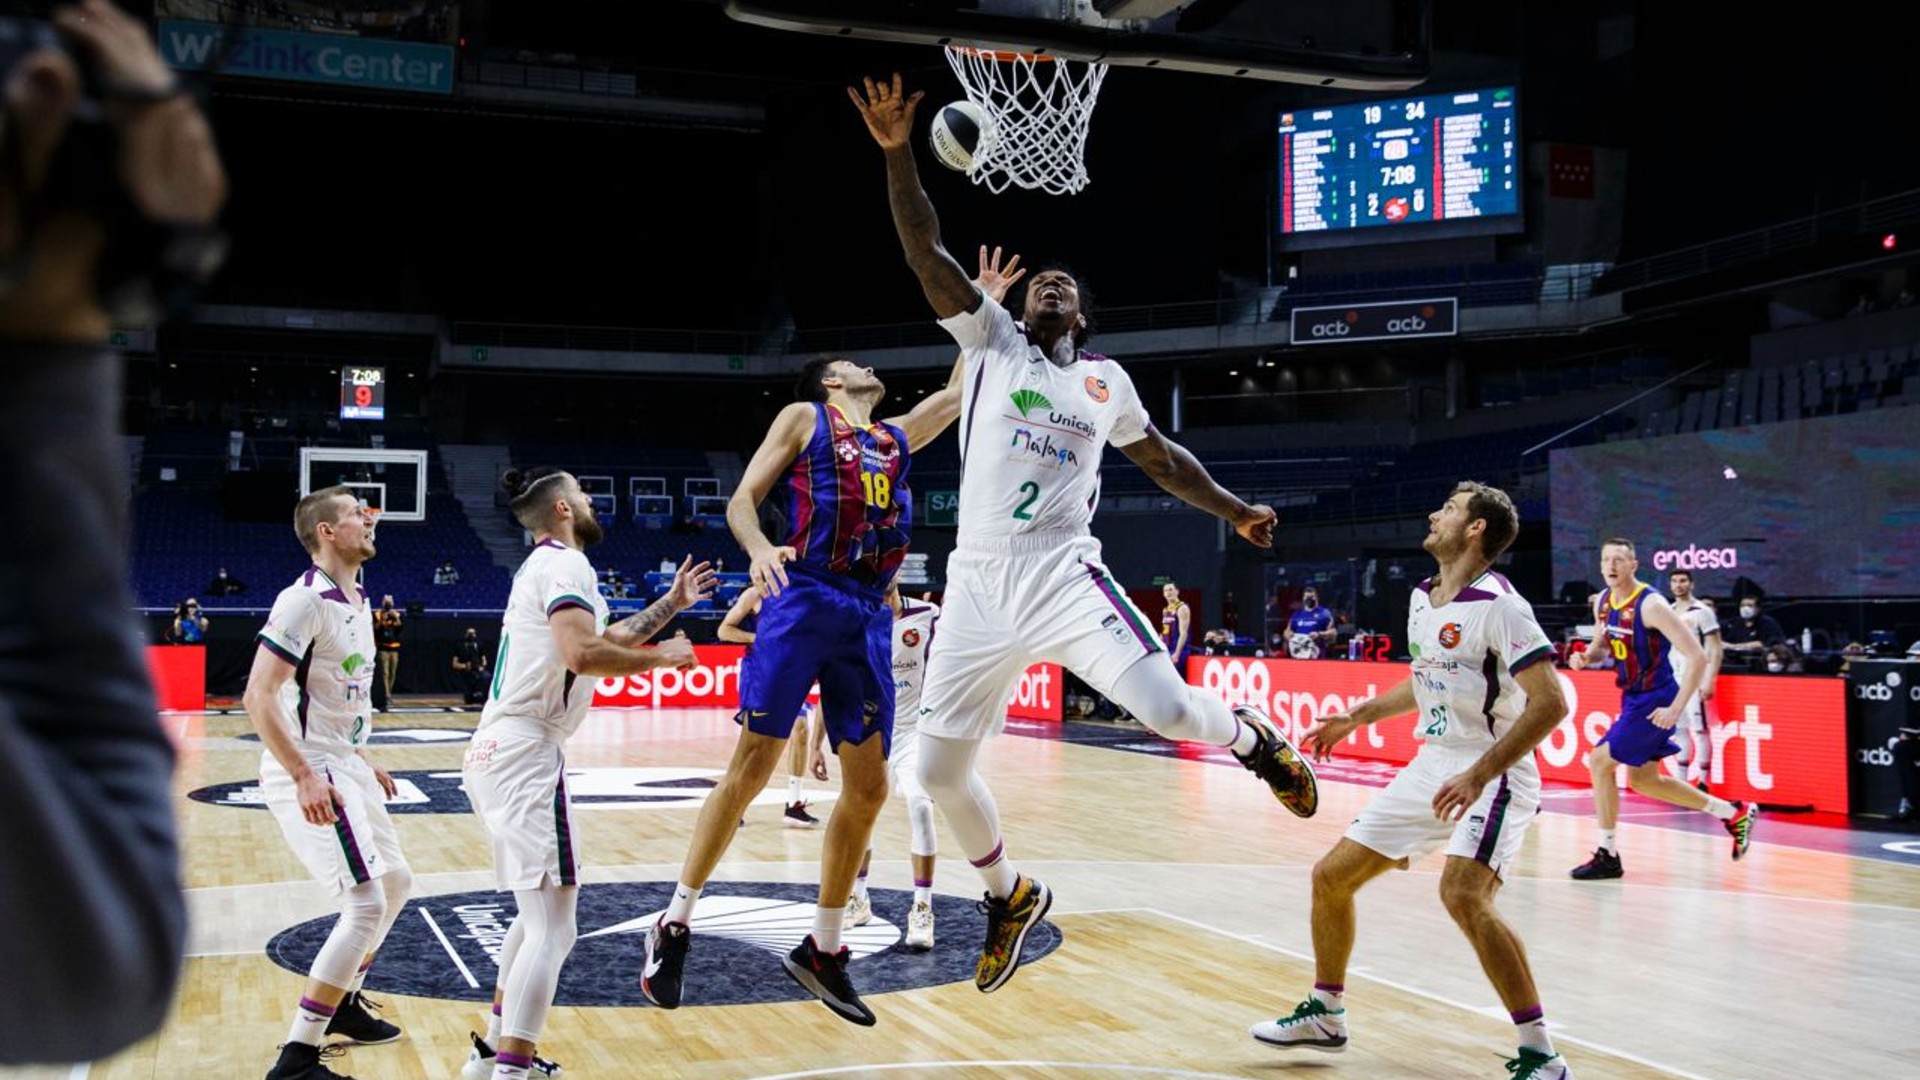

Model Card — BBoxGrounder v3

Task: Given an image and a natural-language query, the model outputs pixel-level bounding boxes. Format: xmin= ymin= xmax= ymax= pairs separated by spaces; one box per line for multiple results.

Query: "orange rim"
xmin=954 ymin=46 xmax=1057 ymax=63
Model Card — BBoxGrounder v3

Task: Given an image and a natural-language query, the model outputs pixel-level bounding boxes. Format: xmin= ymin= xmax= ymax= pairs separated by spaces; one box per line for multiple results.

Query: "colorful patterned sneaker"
xmin=975 ymin=875 xmax=1052 ymax=993
xmin=1725 ymin=801 xmax=1758 ymax=861
xmin=1231 ymin=705 xmax=1319 ymax=818
xmin=1249 ymin=998 xmax=1348 ymax=1052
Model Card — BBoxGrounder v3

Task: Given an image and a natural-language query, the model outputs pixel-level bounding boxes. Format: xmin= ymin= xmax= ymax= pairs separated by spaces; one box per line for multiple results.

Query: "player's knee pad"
xmin=379 ymin=866 xmax=413 ymax=907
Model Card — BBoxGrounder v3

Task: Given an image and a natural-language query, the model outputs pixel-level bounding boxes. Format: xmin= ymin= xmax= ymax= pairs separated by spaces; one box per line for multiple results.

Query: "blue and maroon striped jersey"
xmin=778 ymin=403 xmax=911 ymax=592
xmin=1597 ymin=583 xmax=1677 ymax=694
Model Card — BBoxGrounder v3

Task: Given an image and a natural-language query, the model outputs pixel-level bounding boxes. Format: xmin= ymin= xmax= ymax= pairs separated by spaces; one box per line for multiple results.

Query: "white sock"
xmin=812 ymin=908 xmax=844 ymax=954
xmin=913 ymin=885 xmax=932 ymax=908
xmin=287 ymin=996 xmax=335 ymax=1046
xmin=1230 ymin=718 xmax=1261 ymax=757
xmin=665 ymin=882 xmax=701 ymax=926
xmin=981 ymin=857 xmax=1019 ymax=900
xmin=1598 ymin=829 xmax=1617 ymax=854
xmin=787 ymin=776 xmax=804 ymax=805
xmin=1704 ymin=795 xmax=1736 ymax=820
xmin=1310 ymin=984 xmax=1344 ymax=1011
xmin=1515 ymin=1009 xmax=1555 ymax=1054
xmin=485 ymin=1003 xmax=502 ymax=1045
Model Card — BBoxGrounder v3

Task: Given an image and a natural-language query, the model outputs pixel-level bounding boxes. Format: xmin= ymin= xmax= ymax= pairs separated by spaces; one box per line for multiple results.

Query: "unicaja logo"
xmin=1650 ymin=544 xmax=1739 ymax=571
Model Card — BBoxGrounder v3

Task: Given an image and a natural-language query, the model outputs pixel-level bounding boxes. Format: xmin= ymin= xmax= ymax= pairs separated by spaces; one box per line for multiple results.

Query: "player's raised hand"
xmin=750 ymin=544 xmax=797 ymax=597
xmin=975 ymin=245 xmax=1027 ymax=304
xmin=667 ymin=555 xmax=717 ymax=610
xmin=847 ymin=73 xmax=923 ymax=150
xmin=1234 ymin=504 xmax=1277 ymax=548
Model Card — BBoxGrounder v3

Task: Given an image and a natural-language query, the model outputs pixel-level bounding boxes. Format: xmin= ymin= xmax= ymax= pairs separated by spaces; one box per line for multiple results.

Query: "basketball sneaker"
xmin=324 ymin=991 xmax=400 ymax=1044
xmin=1249 ymin=998 xmax=1348 ymax=1052
xmin=641 ymin=919 xmax=691 ymax=1009
xmin=1231 ymin=705 xmax=1319 ymax=818
xmin=843 ymin=890 xmax=873 ymax=929
xmin=1725 ymin=801 xmax=1758 ymax=861
xmin=782 ymin=935 xmax=875 ymax=1026
xmin=975 ymin=875 xmax=1051 ymax=993
xmin=783 ymin=802 xmax=822 ymax=829
xmin=460 ymin=1032 xmax=563 ymax=1079
xmin=1568 ymin=848 xmax=1623 ymax=880
xmin=1505 ymin=1047 xmax=1574 ymax=1079
xmin=264 ymin=1042 xmax=357 ymax=1079
xmin=904 ymin=901 xmax=936 ymax=951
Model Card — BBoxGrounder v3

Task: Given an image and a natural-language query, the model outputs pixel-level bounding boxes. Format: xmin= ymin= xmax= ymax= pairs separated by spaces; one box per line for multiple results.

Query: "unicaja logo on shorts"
xmin=1437 ymin=622 xmax=1463 ymax=649
xmin=1650 ymin=544 xmax=1739 ymax=571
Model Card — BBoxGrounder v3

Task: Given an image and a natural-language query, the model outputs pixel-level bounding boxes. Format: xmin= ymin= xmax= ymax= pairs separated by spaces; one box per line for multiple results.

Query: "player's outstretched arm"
xmin=1118 ymin=427 xmax=1277 ymax=548
xmin=886 ymin=246 xmax=1027 ymax=450
xmin=848 ymin=73 xmax=979 ymax=318
xmin=605 ymin=556 xmax=716 ymax=648
xmin=1304 ymin=677 xmax=1417 ymax=760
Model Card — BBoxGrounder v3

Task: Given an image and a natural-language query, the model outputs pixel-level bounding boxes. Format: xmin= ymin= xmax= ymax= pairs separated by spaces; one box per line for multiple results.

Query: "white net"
xmin=943 ymin=47 xmax=1108 ymax=195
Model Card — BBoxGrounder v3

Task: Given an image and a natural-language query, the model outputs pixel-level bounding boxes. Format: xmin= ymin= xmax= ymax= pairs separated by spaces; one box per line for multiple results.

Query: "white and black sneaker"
xmin=1250 ymin=998 xmax=1349 ymax=1052
xmin=641 ymin=919 xmax=691 ymax=1009
xmin=782 ymin=935 xmax=875 ymax=1026
xmin=460 ymin=1032 xmax=562 ymax=1079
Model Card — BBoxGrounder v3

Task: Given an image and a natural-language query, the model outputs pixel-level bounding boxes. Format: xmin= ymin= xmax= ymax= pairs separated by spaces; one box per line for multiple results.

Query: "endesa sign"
xmin=591 ymin=645 xmax=1062 ymax=722
xmin=1189 ymin=657 xmax=1848 ymax=814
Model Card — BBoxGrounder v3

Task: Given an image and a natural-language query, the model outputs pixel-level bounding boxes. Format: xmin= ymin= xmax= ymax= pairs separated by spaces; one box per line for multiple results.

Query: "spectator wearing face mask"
xmin=1283 ymin=586 xmax=1337 ymax=659
xmin=1761 ymin=644 xmax=1803 ymax=674
xmin=1721 ymin=596 xmax=1786 ymax=655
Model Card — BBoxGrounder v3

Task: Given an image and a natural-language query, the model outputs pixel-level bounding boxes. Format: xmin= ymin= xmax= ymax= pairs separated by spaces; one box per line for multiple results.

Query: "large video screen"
xmin=1550 ymin=411 xmax=1920 ymax=599
xmin=1277 ymin=85 xmax=1519 ymax=250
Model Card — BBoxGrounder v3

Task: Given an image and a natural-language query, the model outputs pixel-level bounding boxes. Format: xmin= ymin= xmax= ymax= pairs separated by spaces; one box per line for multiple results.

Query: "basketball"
xmin=929 ymin=100 xmax=991 ymax=172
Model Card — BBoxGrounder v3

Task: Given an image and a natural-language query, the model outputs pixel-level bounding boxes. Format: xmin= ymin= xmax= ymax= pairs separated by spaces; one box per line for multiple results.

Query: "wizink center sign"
xmin=1290 ymin=297 xmax=1459 ymax=345
xmin=159 ymin=20 xmax=455 ymax=96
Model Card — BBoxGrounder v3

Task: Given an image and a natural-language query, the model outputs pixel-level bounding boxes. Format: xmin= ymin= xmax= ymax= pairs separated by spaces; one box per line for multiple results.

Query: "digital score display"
xmin=340 ymin=366 xmax=386 ymax=420
xmin=1278 ymin=86 xmax=1519 ymax=245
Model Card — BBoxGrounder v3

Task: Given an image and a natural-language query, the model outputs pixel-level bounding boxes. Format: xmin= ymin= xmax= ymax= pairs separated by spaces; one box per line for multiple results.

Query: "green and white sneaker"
xmin=1249 ymin=998 xmax=1348 ymax=1052
xmin=1505 ymin=1047 xmax=1573 ymax=1079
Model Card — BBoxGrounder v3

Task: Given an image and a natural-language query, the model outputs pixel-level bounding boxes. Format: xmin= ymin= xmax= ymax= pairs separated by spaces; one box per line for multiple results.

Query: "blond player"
xmin=458 ymin=468 xmax=707 ymax=1080
xmin=1251 ymin=483 xmax=1576 ymax=1080
xmin=248 ymin=487 xmax=411 ymax=1080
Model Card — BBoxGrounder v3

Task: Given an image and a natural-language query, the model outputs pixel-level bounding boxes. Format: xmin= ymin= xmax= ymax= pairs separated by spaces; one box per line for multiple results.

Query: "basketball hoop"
xmin=944 ymin=45 xmax=1107 ymax=195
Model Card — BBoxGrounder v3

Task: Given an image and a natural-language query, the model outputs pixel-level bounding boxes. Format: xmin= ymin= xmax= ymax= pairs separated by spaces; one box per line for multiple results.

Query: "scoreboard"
xmin=340 ymin=366 xmax=386 ymax=420
xmin=1278 ymin=86 xmax=1519 ymax=247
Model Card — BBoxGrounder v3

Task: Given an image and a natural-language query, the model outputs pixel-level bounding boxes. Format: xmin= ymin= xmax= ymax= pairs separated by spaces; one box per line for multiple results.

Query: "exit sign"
xmin=926 ymin=490 xmax=959 ymax=527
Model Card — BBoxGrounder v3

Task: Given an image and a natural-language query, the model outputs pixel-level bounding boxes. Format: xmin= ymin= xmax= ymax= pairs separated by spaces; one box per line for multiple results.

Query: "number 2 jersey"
xmin=938 ymin=295 xmax=1153 ymax=546
xmin=256 ymin=565 xmax=376 ymax=753
xmin=482 ymin=539 xmax=612 ymax=741
xmin=1406 ymin=571 xmax=1556 ymax=753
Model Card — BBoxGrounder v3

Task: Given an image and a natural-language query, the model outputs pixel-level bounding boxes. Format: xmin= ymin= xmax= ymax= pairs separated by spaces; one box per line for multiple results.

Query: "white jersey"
xmin=1405 ymin=571 xmax=1556 ymax=754
xmin=938 ymin=296 xmax=1152 ymax=546
xmin=1669 ymin=596 xmax=1720 ymax=682
xmin=891 ymin=599 xmax=939 ymax=731
xmin=257 ymin=565 xmax=376 ymax=752
xmin=481 ymin=539 xmax=610 ymax=740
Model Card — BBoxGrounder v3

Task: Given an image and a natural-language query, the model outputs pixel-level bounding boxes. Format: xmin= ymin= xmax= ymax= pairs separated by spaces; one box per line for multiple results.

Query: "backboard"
xmin=724 ymin=0 xmax=1429 ymax=89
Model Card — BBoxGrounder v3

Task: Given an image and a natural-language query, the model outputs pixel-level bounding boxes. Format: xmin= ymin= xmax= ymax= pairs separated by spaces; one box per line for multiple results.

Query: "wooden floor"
xmin=10 ymin=706 xmax=1920 ymax=1080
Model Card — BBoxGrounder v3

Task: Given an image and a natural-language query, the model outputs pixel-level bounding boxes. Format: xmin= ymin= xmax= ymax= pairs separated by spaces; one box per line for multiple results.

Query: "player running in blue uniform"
xmin=1568 ymin=538 xmax=1757 ymax=880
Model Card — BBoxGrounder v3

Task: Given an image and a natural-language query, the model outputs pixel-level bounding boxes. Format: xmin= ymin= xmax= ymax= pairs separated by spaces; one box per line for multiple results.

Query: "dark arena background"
xmin=10 ymin=2 xmax=1920 ymax=1079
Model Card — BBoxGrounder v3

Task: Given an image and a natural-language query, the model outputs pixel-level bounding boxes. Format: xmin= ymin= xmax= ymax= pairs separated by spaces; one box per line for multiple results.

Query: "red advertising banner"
xmin=1188 ymin=657 xmax=1849 ymax=814
xmin=590 ymin=645 xmax=1062 ymax=723
xmin=147 ymin=644 xmax=206 ymax=712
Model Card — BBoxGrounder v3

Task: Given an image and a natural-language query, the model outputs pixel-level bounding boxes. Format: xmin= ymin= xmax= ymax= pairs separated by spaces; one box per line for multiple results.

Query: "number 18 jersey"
xmin=1405 ymin=571 xmax=1556 ymax=753
xmin=938 ymin=296 xmax=1152 ymax=545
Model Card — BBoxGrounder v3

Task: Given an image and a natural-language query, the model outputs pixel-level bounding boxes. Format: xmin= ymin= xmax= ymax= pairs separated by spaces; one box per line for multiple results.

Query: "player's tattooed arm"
xmin=605 ymin=556 xmax=715 ymax=647
xmin=1119 ymin=428 xmax=1278 ymax=548
xmin=605 ymin=597 xmax=677 ymax=648
xmin=849 ymin=73 xmax=981 ymax=318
